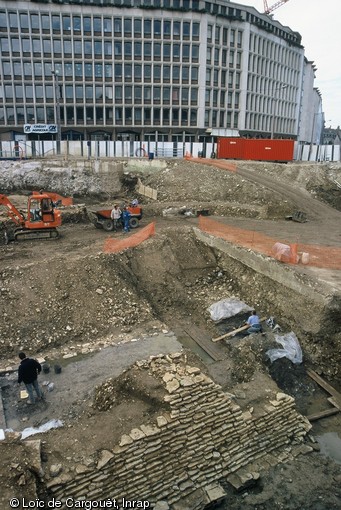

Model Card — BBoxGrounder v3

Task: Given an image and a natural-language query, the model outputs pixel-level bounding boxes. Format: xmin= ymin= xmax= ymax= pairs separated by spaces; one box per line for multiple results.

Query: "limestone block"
xmin=129 ymin=428 xmax=146 ymax=441
xmin=119 ymin=434 xmax=134 ymax=447
xmin=163 ymin=372 xmax=174 ymax=383
xmin=96 ymin=450 xmax=114 ymax=470
xmin=156 ymin=415 xmax=169 ymax=427
xmin=166 ymin=379 xmax=180 ymax=393
xmin=140 ymin=424 xmax=161 ymax=436
xmin=186 ymin=366 xmax=201 ymax=375
xmin=154 ymin=502 xmax=170 ymax=510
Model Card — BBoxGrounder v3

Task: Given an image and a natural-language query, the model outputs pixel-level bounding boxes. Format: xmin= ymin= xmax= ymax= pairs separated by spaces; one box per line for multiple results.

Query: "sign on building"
xmin=24 ymin=124 xmax=58 ymax=134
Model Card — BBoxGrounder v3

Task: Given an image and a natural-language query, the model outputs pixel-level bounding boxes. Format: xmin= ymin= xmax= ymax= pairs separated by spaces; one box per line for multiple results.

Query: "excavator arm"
xmin=0 ymin=194 xmax=25 ymax=226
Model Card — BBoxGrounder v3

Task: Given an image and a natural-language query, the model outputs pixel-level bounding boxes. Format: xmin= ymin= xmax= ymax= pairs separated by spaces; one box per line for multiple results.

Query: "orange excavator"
xmin=0 ymin=192 xmax=62 ymax=242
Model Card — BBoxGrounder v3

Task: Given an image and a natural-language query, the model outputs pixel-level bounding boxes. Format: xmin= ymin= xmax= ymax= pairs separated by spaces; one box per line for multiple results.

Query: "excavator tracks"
xmin=13 ymin=228 xmax=59 ymax=242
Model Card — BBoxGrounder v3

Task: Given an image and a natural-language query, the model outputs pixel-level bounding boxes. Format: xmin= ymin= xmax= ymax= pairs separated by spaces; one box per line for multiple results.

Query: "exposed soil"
xmin=0 ymin=158 xmax=341 ymax=509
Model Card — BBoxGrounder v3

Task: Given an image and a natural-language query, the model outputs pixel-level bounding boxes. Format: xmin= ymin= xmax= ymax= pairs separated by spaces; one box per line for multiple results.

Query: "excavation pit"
xmin=0 ymin=159 xmax=340 ymax=509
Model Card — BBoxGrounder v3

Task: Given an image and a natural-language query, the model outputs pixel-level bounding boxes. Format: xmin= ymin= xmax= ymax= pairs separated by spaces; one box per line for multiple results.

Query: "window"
xmin=103 ymin=41 xmax=112 ymax=57
xmin=93 ymin=17 xmax=102 ymax=34
xmin=95 ymin=86 xmax=103 ymax=101
xmin=84 ymin=40 xmax=92 ymax=56
xmin=73 ymin=16 xmax=81 ymax=32
xmin=134 ymin=86 xmax=142 ymax=103
xmin=85 ymin=63 xmax=93 ymax=79
xmin=134 ymin=19 xmax=142 ymax=37
xmin=115 ymin=86 xmax=122 ymax=101
xmin=20 ymin=14 xmax=29 ymax=30
xmin=13 ymin=62 xmax=21 ymax=78
xmin=9 ymin=13 xmax=18 ymax=29
xmin=114 ymin=18 xmax=122 ymax=35
xmin=163 ymin=65 xmax=170 ymax=82
xmin=95 ymin=64 xmax=103 ymax=79
xmin=94 ymin=41 xmax=102 ymax=57
xmin=5 ymin=85 xmax=13 ymax=101
xmin=86 ymin=107 xmax=94 ymax=123
xmin=181 ymin=88 xmax=189 ymax=104
xmin=173 ymin=44 xmax=180 ymax=60
xmin=16 ymin=107 xmax=25 ymax=122
xmin=192 ymin=23 xmax=200 ymax=39
xmin=144 ymin=42 xmax=152 ymax=58
xmin=183 ymin=22 xmax=190 ymax=38
xmin=83 ymin=17 xmax=91 ymax=33
xmin=63 ymin=16 xmax=71 ymax=32
xmin=154 ymin=20 xmax=161 ymax=37
xmin=164 ymin=21 xmax=171 ymax=38
xmin=64 ymin=40 xmax=72 ymax=56
xmin=103 ymin=18 xmax=112 ymax=34
xmin=86 ymin=86 xmax=93 ymax=101
xmin=134 ymin=64 xmax=142 ymax=81
xmin=191 ymin=67 xmax=198 ymax=83
xmin=96 ymin=107 xmax=104 ymax=123
xmin=31 ymin=14 xmax=39 ymax=30
xmin=33 ymin=39 xmax=41 ymax=54
xmin=76 ymin=107 xmax=84 ymax=123
xmin=114 ymin=42 xmax=122 ymax=58
xmin=174 ymin=22 xmax=181 ymax=38
xmin=124 ymin=19 xmax=132 ymax=36
xmin=74 ymin=40 xmax=82 ymax=56
xmin=52 ymin=16 xmax=60 ymax=31
xmin=144 ymin=19 xmax=151 ymax=38
xmin=34 ymin=62 xmax=42 ymax=78
xmin=191 ymin=88 xmax=198 ymax=104
xmin=0 ymin=38 xmax=9 ymax=53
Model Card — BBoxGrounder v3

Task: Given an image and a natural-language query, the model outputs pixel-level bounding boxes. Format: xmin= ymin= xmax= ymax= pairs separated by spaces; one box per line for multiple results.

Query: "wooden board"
xmin=307 ymin=407 xmax=339 ymax=422
xmin=212 ymin=317 xmax=267 ymax=342
xmin=172 ymin=322 xmax=224 ymax=362
xmin=182 ymin=324 xmax=224 ymax=361
xmin=307 ymin=369 xmax=341 ymax=409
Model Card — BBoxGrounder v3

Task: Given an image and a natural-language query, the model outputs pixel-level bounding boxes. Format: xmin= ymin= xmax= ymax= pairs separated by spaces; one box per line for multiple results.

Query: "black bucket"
xmin=42 ymin=363 xmax=50 ymax=374
xmin=54 ymin=364 xmax=62 ymax=374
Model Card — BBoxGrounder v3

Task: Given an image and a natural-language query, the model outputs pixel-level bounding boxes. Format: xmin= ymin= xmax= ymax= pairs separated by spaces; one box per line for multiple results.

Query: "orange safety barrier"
xmin=191 ymin=158 xmax=237 ymax=173
xmin=198 ymin=216 xmax=341 ymax=270
xmin=103 ymin=222 xmax=156 ymax=254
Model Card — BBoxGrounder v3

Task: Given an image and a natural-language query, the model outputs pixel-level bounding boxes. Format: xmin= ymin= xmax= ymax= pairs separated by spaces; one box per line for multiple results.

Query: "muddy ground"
xmin=0 ymin=158 xmax=340 ymax=509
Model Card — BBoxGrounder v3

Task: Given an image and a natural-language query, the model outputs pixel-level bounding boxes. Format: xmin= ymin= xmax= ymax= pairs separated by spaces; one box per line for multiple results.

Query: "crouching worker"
xmin=245 ymin=310 xmax=262 ymax=335
xmin=18 ymin=352 xmax=43 ymax=404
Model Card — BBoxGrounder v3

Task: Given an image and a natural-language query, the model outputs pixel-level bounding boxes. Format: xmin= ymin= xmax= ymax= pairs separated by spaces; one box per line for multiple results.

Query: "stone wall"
xmin=47 ymin=354 xmax=311 ymax=509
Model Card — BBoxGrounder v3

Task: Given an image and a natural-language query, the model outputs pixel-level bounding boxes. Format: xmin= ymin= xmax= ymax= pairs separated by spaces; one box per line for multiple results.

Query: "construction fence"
xmin=198 ymin=216 xmax=341 ymax=270
xmin=103 ymin=222 xmax=155 ymax=254
xmin=0 ymin=140 xmax=340 ymax=162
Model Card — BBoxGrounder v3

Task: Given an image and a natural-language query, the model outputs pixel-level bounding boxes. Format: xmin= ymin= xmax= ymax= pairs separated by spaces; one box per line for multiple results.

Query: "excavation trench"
xmin=0 ymin=224 xmax=341 ymax=509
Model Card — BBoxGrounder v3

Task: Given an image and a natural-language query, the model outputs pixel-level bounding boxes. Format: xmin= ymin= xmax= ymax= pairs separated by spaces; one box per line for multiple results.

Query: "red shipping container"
xmin=217 ymin=138 xmax=294 ymax=162
xmin=217 ymin=137 xmax=244 ymax=159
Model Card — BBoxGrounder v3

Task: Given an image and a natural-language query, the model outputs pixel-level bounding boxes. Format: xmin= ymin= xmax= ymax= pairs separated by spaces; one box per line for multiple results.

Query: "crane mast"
xmin=263 ymin=0 xmax=289 ymax=14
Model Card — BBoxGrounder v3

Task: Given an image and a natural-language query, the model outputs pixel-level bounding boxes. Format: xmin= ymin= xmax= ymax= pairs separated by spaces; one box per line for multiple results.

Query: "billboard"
xmin=24 ymin=124 xmax=58 ymax=134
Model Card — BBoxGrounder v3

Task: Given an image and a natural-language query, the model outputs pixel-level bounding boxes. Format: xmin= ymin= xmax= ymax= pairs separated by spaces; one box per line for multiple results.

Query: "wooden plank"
xmin=306 ymin=369 xmax=341 ymax=409
xmin=171 ymin=323 xmax=223 ymax=362
xmin=327 ymin=397 xmax=341 ymax=411
xmin=212 ymin=317 xmax=267 ymax=342
xmin=307 ymin=407 xmax=339 ymax=422
xmin=183 ymin=324 xmax=223 ymax=361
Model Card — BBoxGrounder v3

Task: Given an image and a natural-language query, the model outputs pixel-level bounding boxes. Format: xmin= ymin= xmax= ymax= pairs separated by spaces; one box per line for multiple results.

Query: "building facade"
xmin=0 ymin=0 xmax=308 ymax=143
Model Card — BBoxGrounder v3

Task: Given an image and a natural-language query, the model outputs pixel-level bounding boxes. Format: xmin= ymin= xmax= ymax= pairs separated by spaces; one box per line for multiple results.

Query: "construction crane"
xmin=263 ymin=0 xmax=289 ymax=14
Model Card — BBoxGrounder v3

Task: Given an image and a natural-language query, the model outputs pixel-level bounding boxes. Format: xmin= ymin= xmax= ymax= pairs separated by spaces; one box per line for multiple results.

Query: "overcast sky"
xmin=236 ymin=0 xmax=341 ymax=128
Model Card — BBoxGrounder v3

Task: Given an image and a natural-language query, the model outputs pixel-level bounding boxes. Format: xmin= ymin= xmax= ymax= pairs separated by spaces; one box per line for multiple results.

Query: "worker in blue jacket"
xmin=122 ymin=206 xmax=131 ymax=233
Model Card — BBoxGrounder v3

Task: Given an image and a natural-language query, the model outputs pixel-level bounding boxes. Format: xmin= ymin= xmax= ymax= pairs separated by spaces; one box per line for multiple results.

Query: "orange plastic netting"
xmin=191 ymin=157 xmax=237 ymax=172
xmin=199 ymin=216 xmax=341 ymax=270
xmin=103 ymin=222 xmax=156 ymax=253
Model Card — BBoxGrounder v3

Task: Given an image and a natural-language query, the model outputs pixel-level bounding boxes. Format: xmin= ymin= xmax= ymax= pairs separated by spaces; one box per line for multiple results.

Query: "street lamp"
xmin=270 ymin=84 xmax=288 ymax=139
xmin=51 ymin=69 xmax=61 ymax=155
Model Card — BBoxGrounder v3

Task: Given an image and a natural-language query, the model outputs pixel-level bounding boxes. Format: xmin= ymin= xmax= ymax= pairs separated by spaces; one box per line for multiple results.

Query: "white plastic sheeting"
xmin=266 ymin=332 xmax=303 ymax=364
xmin=208 ymin=298 xmax=252 ymax=322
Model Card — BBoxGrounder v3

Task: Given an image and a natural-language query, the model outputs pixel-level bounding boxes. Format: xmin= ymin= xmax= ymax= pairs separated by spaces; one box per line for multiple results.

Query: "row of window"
xmin=2 ymin=84 xmax=200 ymax=105
xmin=1 ymin=61 xmax=200 ymax=83
xmin=206 ymin=47 xmax=242 ymax=68
xmin=0 ymin=105 xmax=200 ymax=127
xmin=249 ymin=34 xmax=301 ymax=68
xmin=0 ymin=12 xmax=200 ymax=40
xmin=0 ymin=38 xmax=201 ymax=62
xmin=204 ymin=109 xmax=239 ymax=130
xmin=246 ymin=112 xmax=294 ymax=135
xmin=207 ymin=24 xmax=242 ymax=48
